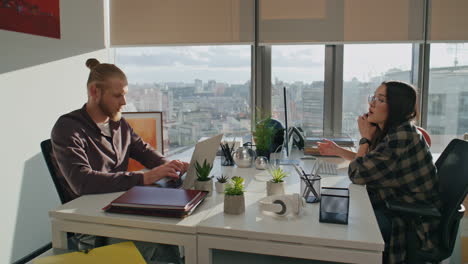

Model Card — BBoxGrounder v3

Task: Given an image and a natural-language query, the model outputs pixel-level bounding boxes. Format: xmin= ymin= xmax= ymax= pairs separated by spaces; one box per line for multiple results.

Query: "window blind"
xmin=110 ymin=0 xmax=254 ymax=46
xmin=429 ymin=0 xmax=468 ymax=42
xmin=259 ymin=0 xmax=424 ymax=44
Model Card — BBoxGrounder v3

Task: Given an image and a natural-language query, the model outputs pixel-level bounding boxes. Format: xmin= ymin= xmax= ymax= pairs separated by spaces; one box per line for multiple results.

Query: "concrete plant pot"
xmin=215 ymin=181 xmax=226 ymax=193
xmin=266 ymin=181 xmax=285 ymax=196
xmin=224 ymin=194 xmax=245 ymax=214
xmin=194 ymin=179 xmax=213 ymax=196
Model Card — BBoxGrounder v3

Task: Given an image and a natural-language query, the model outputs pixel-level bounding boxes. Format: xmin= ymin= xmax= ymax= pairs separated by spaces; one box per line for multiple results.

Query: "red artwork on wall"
xmin=0 ymin=0 xmax=60 ymax=39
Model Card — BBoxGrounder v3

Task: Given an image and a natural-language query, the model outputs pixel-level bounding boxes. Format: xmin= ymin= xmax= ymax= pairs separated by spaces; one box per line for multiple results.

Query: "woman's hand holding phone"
xmin=358 ymin=113 xmax=377 ymax=140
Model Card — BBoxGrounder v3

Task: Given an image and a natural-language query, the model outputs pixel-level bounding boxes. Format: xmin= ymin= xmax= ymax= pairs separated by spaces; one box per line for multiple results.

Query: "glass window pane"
xmin=342 ymin=44 xmax=413 ymax=140
xmin=115 ymin=46 xmax=251 ymax=155
xmin=428 ymin=43 xmax=468 ymax=152
xmin=271 ymin=45 xmax=325 ymax=135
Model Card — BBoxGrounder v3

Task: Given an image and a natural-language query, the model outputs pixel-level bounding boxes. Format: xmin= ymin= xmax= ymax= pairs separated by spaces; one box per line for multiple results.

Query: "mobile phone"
xmin=365 ymin=112 xmax=378 ymax=127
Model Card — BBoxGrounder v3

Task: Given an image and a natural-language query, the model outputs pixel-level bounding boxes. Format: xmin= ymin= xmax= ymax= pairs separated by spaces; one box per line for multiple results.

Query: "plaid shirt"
xmin=349 ymin=121 xmax=441 ymax=264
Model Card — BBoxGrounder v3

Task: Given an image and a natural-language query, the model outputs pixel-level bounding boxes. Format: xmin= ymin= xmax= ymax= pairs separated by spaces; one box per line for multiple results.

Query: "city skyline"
xmin=116 ymin=44 xmax=468 ymax=84
xmin=117 ymin=44 xmax=468 ymax=154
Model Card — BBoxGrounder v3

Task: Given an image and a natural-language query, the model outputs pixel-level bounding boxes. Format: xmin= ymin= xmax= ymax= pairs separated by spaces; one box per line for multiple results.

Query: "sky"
xmin=115 ymin=43 xmax=468 ymax=85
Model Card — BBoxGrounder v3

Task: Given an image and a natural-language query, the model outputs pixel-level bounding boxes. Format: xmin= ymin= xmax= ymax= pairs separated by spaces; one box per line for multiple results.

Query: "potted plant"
xmin=194 ymin=159 xmax=213 ymax=196
xmin=266 ymin=166 xmax=288 ymax=196
xmin=253 ymin=116 xmax=274 ymax=159
xmin=230 ymin=176 xmax=244 ymax=186
xmin=224 ymin=176 xmax=245 ymax=214
xmin=215 ymin=175 xmax=229 ymax=193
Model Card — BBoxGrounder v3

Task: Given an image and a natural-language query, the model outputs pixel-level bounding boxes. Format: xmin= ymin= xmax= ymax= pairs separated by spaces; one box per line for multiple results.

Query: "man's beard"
xmin=98 ymin=99 xmax=122 ymax=122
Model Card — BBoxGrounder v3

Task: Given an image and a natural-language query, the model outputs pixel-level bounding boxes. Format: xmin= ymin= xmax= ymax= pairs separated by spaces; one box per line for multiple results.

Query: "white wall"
xmin=0 ymin=0 xmax=107 ymax=262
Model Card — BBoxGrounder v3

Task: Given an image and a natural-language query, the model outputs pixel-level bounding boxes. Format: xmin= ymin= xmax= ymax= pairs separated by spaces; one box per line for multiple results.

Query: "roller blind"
xmin=429 ymin=0 xmax=468 ymax=42
xmin=259 ymin=0 xmax=425 ymax=44
xmin=110 ymin=0 xmax=254 ymax=46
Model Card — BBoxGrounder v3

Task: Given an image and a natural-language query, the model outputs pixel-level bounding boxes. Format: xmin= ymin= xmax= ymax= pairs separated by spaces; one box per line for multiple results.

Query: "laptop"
xmin=155 ymin=134 xmax=224 ymax=189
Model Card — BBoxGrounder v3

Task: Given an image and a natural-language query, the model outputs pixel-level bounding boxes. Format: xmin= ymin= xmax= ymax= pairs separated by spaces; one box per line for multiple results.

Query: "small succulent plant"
xmin=216 ymin=175 xmax=229 ymax=183
xmin=225 ymin=176 xmax=244 ymax=195
xmin=268 ymin=166 xmax=288 ymax=183
xmin=195 ymin=159 xmax=213 ymax=181
xmin=231 ymin=176 xmax=242 ymax=182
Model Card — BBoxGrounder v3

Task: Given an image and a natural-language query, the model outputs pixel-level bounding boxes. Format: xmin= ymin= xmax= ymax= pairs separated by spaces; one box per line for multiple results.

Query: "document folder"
xmin=34 ymin=241 xmax=145 ymax=264
xmin=103 ymin=186 xmax=208 ymax=218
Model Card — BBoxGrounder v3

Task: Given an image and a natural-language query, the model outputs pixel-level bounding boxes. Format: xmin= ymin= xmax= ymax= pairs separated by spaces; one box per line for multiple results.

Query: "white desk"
xmin=197 ymin=158 xmax=384 ymax=264
xmin=49 ymin=191 xmax=215 ymax=264
xmin=48 ymin=155 xmax=384 ymax=264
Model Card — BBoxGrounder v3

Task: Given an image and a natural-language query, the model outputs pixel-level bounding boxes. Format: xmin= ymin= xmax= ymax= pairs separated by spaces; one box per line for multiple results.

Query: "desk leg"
xmin=197 ymin=236 xmax=213 ymax=264
xmin=184 ymin=241 xmax=197 ymax=264
xmin=51 ymin=220 xmax=68 ymax=249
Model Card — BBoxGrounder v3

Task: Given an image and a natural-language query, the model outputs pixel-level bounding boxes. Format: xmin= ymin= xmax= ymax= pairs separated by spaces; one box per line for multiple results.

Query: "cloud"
xmin=271 ymin=45 xmax=324 ymax=67
xmin=116 ymin=46 xmax=250 ymax=68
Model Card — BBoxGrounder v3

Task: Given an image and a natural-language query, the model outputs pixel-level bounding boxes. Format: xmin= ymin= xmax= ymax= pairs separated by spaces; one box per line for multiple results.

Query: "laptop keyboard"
xmin=310 ymin=160 xmax=338 ymax=175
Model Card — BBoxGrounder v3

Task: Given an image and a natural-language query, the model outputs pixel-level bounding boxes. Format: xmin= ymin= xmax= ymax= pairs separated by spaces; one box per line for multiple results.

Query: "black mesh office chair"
xmin=15 ymin=140 xmax=76 ymax=263
xmin=40 ymin=139 xmax=107 ymax=249
xmin=40 ymin=139 xmax=73 ymax=204
xmin=386 ymin=138 xmax=468 ymax=263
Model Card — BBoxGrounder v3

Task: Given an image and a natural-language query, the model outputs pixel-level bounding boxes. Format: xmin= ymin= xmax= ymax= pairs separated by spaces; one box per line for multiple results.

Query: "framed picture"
xmin=0 ymin=0 xmax=61 ymax=39
xmin=122 ymin=111 xmax=164 ymax=172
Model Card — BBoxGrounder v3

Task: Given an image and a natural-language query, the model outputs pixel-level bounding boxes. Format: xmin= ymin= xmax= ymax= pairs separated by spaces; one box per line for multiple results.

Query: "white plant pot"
xmin=266 ymin=181 xmax=285 ymax=196
xmin=224 ymin=194 xmax=245 ymax=214
xmin=215 ymin=181 xmax=226 ymax=193
xmin=194 ymin=179 xmax=213 ymax=196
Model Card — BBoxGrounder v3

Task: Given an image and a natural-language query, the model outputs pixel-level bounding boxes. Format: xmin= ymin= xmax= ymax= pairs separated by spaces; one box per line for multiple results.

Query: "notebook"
xmin=103 ymin=186 xmax=208 ymax=218
xmin=34 ymin=241 xmax=145 ymax=264
xmin=156 ymin=134 xmax=223 ymax=189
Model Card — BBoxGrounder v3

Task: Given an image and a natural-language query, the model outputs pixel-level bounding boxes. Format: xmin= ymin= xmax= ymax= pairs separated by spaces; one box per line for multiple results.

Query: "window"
xmin=428 ymin=43 xmax=468 ymax=152
xmin=271 ymin=45 xmax=326 ymax=135
xmin=428 ymin=94 xmax=446 ymax=116
xmin=115 ymin=45 xmax=251 ymax=155
xmin=342 ymin=44 xmax=413 ymax=140
xmin=458 ymin=92 xmax=468 ymax=136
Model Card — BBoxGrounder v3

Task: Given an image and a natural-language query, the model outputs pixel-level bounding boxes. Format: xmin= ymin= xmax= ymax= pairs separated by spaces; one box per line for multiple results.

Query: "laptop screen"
xmin=181 ymin=134 xmax=224 ymax=189
xmin=154 ymin=134 xmax=223 ymax=189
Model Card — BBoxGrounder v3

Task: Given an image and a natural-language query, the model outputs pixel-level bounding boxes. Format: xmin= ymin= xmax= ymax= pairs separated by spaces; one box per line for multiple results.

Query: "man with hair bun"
xmin=51 ymin=58 xmax=186 ymax=263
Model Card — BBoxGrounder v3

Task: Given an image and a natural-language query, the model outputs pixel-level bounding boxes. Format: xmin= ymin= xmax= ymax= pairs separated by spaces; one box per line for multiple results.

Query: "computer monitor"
xmin=277 ymin=87 xmax=299 ymax=165
xmin=283 ymin=86 xmax=289 ymax=156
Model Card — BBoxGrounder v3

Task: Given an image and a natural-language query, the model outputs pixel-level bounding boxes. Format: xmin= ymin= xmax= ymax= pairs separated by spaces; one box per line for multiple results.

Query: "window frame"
xmin=258 ymin=43 xmax=425 ymax=137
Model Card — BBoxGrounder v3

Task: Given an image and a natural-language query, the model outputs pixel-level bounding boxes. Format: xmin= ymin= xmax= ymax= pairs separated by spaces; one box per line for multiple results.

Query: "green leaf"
xmin=268 ymin=166 xmax=288 ymax=183
xmin=224 ymin=176 xmax=245 ymax=195
xmin=195 ymin=159 xmax=213 ymax=181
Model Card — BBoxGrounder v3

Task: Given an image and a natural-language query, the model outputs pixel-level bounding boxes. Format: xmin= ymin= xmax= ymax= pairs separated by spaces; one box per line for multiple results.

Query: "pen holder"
xmin=221 ymin=155 xmax=235 ymax=166
xmin=300 ymin=174 xmax=321 ymax=203
xmin=319 ymin=187 xmax=349 ymax=225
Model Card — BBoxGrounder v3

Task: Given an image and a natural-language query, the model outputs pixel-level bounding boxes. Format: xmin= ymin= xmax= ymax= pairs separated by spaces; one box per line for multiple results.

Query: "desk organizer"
xmin=319 ymin=187 xmax=349 ymax=225
xmin=300 ymin=174 xmax=321 ymax=203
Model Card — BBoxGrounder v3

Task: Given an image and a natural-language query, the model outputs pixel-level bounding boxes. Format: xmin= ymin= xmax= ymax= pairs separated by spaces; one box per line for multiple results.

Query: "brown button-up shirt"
xmin=51 ymin=105 xmax=167 ymax=200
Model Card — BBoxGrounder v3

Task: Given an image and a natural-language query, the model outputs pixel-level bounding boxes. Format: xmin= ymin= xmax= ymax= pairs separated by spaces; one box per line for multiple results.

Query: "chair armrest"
xmin=385 ymin=201 xmax=441 ymax=217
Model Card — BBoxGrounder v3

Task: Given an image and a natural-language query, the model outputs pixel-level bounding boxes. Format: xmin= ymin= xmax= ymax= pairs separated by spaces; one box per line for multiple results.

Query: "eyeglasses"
xmin=368 ymin=95 xmax=386 ymax=104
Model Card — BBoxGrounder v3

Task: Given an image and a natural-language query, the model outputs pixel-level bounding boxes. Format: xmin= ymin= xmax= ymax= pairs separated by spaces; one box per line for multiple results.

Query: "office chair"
xmin=40 ymin=139 xmax=107 ymax=249
xmin=416 ymin=126 xmax=432 ymax=147
xmin=40 ymin=139 xmax=74 ymax=204
xmin=386 ymin=139 xmax=468 ymax=263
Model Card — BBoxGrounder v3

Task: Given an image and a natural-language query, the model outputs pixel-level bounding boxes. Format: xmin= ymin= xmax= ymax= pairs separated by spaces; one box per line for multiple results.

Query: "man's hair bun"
xmin=86 ymin=58 xmax=100 ymax=70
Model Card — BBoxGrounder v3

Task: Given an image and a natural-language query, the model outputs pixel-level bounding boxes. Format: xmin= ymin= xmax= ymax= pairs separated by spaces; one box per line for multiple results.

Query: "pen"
xmin=300 ymin=167 xmax=307 ymax=177
xmin=300 ymin=176 xmax=320 ymax=199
